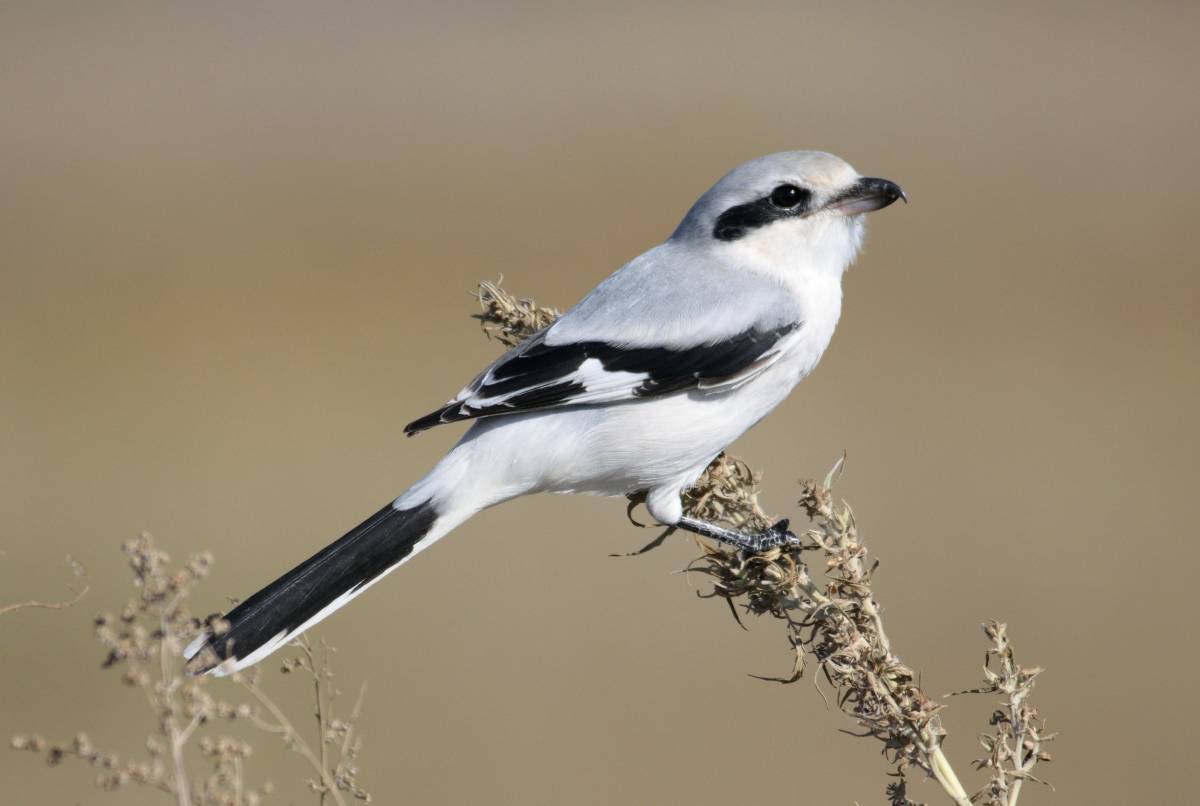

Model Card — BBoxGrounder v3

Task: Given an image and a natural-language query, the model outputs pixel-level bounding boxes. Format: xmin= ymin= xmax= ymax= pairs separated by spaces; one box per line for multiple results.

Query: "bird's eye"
xmin=770 ymin=184 xmax=806 ymax=209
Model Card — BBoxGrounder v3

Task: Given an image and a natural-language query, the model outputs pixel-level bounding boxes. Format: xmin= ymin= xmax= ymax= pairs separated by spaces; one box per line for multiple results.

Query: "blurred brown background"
xmin=2 ymin=2 xmax=1197 ymax=804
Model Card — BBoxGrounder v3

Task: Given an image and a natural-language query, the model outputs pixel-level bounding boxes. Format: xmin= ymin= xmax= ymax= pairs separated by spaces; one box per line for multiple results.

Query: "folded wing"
xmin=404 ymin=321 xmax=799 ymax=435
xmin=405 ymin=244 xmax=805 ymax=436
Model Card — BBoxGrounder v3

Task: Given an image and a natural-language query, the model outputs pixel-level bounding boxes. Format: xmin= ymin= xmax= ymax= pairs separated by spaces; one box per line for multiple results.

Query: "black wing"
xmin=404 ymin=322 xmax=799 ymax=435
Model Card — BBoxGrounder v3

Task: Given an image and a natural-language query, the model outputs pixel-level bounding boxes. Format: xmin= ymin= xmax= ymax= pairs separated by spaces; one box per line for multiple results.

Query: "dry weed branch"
xmin=11 ymin=534 xmax=371 ymax=805
xmin=688 ymin=460 xmax=974 ymax=805
xmin=273 ymin=638 xmax=371 ymax=804
xmin=951 ymin=621 xmax=1055 ymax=806
xmin=0 ymin=556 xmax=88 ymax=617
xmin=473 ymin=280 xmax=1054 ymax=805
xmin=473 ymin=279 xmax=560 ymax=348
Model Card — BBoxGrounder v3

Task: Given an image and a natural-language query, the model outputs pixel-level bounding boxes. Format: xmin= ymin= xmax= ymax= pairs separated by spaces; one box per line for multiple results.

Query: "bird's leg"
xmin=674 ymin=516 xmax=800 ymax=553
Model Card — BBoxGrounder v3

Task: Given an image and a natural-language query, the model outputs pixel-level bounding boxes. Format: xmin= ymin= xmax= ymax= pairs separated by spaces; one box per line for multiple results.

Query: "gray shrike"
xmin=186 ymin=150 xmax=905 ymax=675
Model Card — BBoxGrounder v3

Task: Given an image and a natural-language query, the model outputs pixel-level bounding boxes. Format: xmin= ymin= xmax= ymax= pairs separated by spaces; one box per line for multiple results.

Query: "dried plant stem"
xmin=1008 ymin=767 xmax=1026 ymax=805
xmin=0 ymin=556 xmax=88 ymax=618
xmin=12 ymin=534 xmax=367 ymax=804
xmin=686 ymin=456 xmax=989 ymax=806
xmin=315 ymin=672 xmax=329 ymax=806
xmin=239 ymin=679 xmax=348 ymax=806
xmin=1005 ymin=672 xmax=1039 ymax=806
xmin=930 ymin=747 xmax=972 ymax=806
xmin=307 ymin=644 xmax=331 ymax=806
xmin=169 ymin=733 xmax=192 ymax=806
xmin=0 ymin=587 xmax=88 ymax=617
xmin=233 ymin=757 xmax=244 ymax=806
xmin=303 ymin=640 xmax=331 ymax=806
xmin=955 ymin=621 xmax=1054 ymax=806
xmin=814 ymin=489 xmax=971 ymax=806
xmin=472 ymin=279 xmax=560 ymax=348
xmin=1007 ymin=702 xmax=1030 ymax=806
xmin=159 ymin=597 xmax=194 ymax=806
xmin=341 ymin=683 xmax=367 ymax=760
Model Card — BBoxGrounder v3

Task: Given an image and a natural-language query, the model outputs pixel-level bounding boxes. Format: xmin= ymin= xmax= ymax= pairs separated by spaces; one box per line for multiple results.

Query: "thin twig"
xmin=239 ymin=679 xmax=348 ymax=806
xmin=11 ymin=535 xmax=344 ymax=804
xmin=0 ymin=586 xmax=89 ymax=617
xmin=0 ymin=557 xmax=89 ymax=617
xmin=303 ymin=640 xmax=331 ymax=806
xmin=160 ymin=595 xmax=194 ymax=806
xmin=341 ymin=683 xmax=368 ymax=760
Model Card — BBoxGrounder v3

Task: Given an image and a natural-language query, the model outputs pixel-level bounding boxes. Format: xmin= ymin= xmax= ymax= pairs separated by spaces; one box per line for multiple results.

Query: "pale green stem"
xmin=930 ymin=746 xmax=973 ymax=806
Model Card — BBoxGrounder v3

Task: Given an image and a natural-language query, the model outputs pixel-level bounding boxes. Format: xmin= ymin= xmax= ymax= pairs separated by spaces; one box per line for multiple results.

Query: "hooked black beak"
xmin=824 ymin=177 xmax=906 ymax=215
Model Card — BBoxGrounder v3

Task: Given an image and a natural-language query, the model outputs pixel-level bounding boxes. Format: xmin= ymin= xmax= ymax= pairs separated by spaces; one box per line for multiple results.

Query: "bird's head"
xmin=672 ymin=151 xmax=905 ymax=276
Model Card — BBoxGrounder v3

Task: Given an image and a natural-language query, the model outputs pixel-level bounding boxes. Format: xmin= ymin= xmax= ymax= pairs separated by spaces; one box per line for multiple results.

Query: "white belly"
xmin=534 ymin=363 xmax=801 ymax=495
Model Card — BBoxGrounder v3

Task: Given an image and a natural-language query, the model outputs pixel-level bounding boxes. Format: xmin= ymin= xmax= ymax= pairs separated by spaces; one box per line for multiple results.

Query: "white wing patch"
xmin=405 ymin=322 xmax=802 ymax=435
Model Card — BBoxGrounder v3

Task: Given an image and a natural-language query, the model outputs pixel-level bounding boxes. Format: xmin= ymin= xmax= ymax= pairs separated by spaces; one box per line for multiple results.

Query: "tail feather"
xmin=185 ymin=499 xmax=439 ymax=676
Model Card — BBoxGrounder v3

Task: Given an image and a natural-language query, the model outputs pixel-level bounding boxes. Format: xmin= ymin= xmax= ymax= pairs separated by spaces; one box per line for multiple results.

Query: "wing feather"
xmin=403 ymin=322 xmax=799 ymax=435
xmin=405 ymin=243 xmax=806 ymax=436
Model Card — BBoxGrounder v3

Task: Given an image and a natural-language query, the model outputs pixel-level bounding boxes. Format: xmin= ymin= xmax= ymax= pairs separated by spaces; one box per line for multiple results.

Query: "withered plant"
xmin=11 ymin=534 xmax=371 ymax=806
xmin=0 ymin=555 xmax=88 ymax=618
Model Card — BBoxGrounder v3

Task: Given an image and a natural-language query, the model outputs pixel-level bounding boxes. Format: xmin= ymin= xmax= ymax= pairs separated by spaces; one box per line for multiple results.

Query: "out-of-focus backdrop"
xmin=2 ymin=3 xmax=1197 ymax=804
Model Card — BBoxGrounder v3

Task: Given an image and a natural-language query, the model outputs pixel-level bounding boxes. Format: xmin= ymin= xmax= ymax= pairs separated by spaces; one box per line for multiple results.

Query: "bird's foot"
xmin=675 ymin=516 xmax=800 ymax=553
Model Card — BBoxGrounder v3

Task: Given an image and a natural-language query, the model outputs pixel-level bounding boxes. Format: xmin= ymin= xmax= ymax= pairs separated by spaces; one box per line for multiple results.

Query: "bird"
xmin=184 ymin=150 xmax=905 ymax=676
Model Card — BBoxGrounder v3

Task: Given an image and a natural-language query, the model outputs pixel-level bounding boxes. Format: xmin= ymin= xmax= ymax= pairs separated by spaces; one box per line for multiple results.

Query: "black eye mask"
xmin=712 ymin=184 xmax=814 ymax=242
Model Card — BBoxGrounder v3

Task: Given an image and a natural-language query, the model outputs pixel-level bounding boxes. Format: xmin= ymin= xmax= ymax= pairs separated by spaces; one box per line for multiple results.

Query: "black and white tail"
xmin=184 ymin=499 xmax=440 ymax=676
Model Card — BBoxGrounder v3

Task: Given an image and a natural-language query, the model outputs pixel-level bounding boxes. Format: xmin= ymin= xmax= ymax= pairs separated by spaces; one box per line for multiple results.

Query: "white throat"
xmin=722 ymin=213 xmax=865 ymax=291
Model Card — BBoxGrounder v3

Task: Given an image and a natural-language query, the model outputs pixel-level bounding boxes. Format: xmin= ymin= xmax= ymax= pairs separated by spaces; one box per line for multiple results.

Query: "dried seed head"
xmin=473 ymin=279 xmax=560 ymax=348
